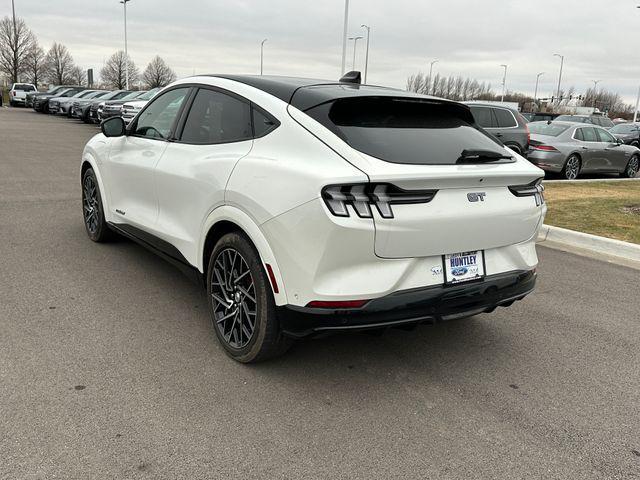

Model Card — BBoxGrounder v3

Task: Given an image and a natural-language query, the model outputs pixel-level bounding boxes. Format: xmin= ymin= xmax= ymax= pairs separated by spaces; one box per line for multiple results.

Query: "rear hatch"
xmin=292 ymin=93 xmax=544 ymax=258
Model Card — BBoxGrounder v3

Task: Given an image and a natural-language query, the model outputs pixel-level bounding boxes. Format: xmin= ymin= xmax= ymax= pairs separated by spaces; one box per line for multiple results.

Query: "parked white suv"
xmin=121 ymin=87 xmax=161 ymax=124
xmin=81 ymin=74 xmax=546 ymax=362
xmin=9 ymin=83 xmax=37 ymax=107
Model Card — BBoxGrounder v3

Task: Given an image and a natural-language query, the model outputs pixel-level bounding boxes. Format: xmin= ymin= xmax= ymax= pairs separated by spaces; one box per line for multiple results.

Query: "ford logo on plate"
xmin=451 ymin=266 xmax=468 ymax=276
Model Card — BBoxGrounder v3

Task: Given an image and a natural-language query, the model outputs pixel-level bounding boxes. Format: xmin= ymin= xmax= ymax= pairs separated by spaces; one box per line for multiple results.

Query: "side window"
xmin=596 ymin=129 xmax=616 ymax=143
xmin=134 ymin=88 xmax=189 ymax=140
xmin=252 ymin=107 xmax=278 ymax=137
xmin=470 ymin=107 xmax=495 ymax=128
xmin=574 ymin=128 xmax=584 ymax=141
xmin=180 ymin=88 xmax=252 ymax=144
xmin=581 ymin=127 xmax=598 ymax=142
xmin=493 ymin=108 xmax=517 ymax=128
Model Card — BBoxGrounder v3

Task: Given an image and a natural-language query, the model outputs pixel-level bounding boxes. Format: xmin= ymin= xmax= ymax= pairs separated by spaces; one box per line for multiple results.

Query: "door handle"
xmin=495 ymin=133 xmax=503 ymax=137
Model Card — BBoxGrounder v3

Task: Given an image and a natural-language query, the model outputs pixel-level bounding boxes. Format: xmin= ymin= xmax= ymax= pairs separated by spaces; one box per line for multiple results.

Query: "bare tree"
xmin=23 ymin=43 xmax=47 ymax=86
xmin=69 ymin=65 xmax=86 ymax=86
xmin=142 ymin=55 xmax=177 ymax=88
xmin=0 ymin=16 xmax=35 ymax=83
xmin=101 ymin=50 xmax=139 ymax=89
xmin=45 ymin=42 xmax=76 ymax=84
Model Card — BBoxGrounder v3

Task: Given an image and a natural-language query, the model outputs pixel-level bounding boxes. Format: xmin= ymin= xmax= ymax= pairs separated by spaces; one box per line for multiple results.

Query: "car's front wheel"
xmin=82 ymin=168 xmax=114 ymax=242
xmin=621 ymin=155 xmax=639 ymax=178
xmin=206 ymin=232 xmax=291 ymax=363
xmin=561 ymin=154 xmax=581 ymax=180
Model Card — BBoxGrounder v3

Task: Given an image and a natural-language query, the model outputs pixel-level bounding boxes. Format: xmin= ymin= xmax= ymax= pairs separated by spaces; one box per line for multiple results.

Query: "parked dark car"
xmin=25 ymin=85 xmax=68 ymax=108
xmin=86 ymin=90 xmax=132 ymax=123
xmin=554 ymin=114 xmax=615 ymax=129
xmin=33 ymin=86 xmax=86 ymax=113
xmin=97 ymin=90 xmax=148 ymax=122
xmin=464 ymin=102 xmax=530 ymax=155
xmin=609 ymin=122 xmax=640 ymax=147
xmin=70 ymin=91 xmax=113 ymax=120
xmin=522 ymin=112 xmax=561 ymax=123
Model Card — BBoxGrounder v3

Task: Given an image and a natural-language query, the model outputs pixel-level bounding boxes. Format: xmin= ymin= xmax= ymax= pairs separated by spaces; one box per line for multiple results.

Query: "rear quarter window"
xmin=469 ymin=106 xmax=495 ymax=128
xmin=305 ymin=97 xmax=508 ymax=165
xmin=493 ymin=108 xmax=518 ymax=128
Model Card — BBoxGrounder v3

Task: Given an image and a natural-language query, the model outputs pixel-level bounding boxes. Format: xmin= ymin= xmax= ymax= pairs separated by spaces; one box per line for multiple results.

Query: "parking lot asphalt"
xmin=1 ymin=107 xmax=639 ymax=479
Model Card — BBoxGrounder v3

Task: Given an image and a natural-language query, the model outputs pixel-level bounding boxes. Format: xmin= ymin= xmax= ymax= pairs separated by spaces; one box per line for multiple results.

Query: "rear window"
xmin=14 ymin=84 xmax=35 ymax=91
xmin=556 ymin=115 xmax=588 ymax=123
xmin=596 ymin=117 xmax=614 ymax=128
xmin=305 ymin=97 xmax=507 ymax=165
xmin=611 ymin=124 xmax=639 ymax=134
xmin=528 ymin=122 xmax=570 ymax=137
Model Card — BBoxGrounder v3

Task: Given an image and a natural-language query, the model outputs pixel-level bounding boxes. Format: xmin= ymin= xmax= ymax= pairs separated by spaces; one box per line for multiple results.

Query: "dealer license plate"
xmin=443 ymin=251 xmax=485 ymax=285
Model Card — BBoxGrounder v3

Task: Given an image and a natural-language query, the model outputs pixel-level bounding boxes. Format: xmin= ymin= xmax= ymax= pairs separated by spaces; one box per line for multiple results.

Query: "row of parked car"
xmin=20 ymin=84 xmax=159 ymax=125
xmin=463 ymin=103 xmax=639 ymax=179
xmin=9 ymin=81 xmax=638 ymax=181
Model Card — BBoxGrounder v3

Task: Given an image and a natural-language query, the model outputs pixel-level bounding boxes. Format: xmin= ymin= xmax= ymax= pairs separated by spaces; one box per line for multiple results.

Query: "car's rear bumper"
xmin=278 ymin=269 xmax=536 ymax=337
xmin=527 ymin=150 xmax=564 ymax=172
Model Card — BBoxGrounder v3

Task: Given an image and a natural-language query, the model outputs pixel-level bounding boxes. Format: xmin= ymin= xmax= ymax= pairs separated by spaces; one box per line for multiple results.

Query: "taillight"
xmin=532 ymin=144 xmax=558 ymax=152
xmin=322 ymin=183 xmax=437 ymax=219
xmin=509 ymin=178 xmax=545 ymax=206
xmin=306 ymin=299 xmax=370 ymax=309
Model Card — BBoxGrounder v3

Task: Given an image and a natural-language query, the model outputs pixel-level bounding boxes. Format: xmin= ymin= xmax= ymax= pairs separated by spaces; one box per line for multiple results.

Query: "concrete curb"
xmin=543 ymin=177 xmax=639 ymax=184
xmin=537 ymin=224 xmax=640 ymax=263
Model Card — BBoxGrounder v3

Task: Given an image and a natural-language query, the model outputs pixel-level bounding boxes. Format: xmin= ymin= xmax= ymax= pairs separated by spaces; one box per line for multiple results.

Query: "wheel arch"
xmin=80 ymin=154 xmax=111 ymax=223
xmin=200 ymin=206 xmax=288 ymax=305
xmin=504 ymin=142 xmax=522 ymax=155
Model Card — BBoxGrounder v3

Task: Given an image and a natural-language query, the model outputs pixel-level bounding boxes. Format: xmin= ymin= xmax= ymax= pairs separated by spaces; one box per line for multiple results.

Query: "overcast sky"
xmin=6 ymin=0 xmax=640 ymax=103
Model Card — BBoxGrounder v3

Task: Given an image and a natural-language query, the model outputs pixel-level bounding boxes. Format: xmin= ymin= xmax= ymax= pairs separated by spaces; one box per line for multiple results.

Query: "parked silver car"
xmin=527 ymin=121 xmax=639 ymax=179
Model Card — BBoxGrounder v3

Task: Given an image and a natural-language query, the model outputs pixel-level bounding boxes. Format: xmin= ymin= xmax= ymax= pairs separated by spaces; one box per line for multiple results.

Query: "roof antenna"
xmin=339 ymin=71 xmax=361 ymax=84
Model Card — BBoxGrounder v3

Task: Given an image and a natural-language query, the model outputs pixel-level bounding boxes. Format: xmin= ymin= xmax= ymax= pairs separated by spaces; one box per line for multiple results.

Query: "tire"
xmin=206 ymin=232 xmax=291 ymax=363
xmin=621 ymin=155 xmax=639 ymax=178
xmin=42 ymin=104 xmax=49 ymax=114
xmin=561 ymin=154 xmax=581 ymax=180
xmin=506 ymin=144 xmax=522 ymax=155
xmin=9 ymin=101 xmax=15 ymax=107
xmin=81 ymin=168 xmax=114 ymax=242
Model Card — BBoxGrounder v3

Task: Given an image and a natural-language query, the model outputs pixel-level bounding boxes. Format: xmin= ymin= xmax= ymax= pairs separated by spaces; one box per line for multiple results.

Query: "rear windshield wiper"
xmin=457 ymin=149 xmax=513 ymax=164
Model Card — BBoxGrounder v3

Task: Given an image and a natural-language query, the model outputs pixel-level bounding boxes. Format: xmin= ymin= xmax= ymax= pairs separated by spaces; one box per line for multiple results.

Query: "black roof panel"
xmin=210 ymin=74 xmax=436 ymax=111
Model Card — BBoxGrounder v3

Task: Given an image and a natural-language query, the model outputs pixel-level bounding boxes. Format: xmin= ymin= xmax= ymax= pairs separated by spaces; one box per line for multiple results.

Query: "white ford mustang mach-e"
xmin=81 ymin=73 xmax=546 ymax=362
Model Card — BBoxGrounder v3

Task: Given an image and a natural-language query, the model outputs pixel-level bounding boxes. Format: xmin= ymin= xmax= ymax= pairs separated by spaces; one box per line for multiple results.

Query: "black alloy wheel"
xmin=81 ymin=168 xmax=113 ymax=242
xmin=207 ymin=233 xmax=291 ymax=363
xmin=210 ymin=248 xmax=258 ymax=349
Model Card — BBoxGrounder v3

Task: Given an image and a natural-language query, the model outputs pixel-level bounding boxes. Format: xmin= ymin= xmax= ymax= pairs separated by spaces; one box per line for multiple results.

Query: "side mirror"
xmin=617 ymin=138 xmax=623 ymax=145
xmin=101 ymin=116 xmax=126 ymax=137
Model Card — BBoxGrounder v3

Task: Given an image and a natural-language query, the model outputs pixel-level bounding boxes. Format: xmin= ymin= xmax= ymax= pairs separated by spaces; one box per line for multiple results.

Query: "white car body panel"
xmin=82 ymin=75 xmax=546 ymax=311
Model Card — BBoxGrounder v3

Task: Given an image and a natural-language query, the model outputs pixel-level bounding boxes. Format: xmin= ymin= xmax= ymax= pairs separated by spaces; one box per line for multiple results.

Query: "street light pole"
xmin=533 ymin=72 xmax=544 ymax=111
xmin=340 ymin=0 xmax=350 ymax=75
xmin=348 ymin=36 xmax=363 ymax=71
xmin=428 ymin=59 xmax=438 ymax=95
xmin=634 ymin=85 xmax=640 ymax=122
xmin=361 ymin=24 xmax=370 ymax=83
xmin=500 ymin=64 xmax=507 ymax=102
xmin=591 ymin=80 xmax=600 ymax=110
xmin=11 ymin=0 xmax=16 ymax=31
xmin=553 ymin=53 xmax=564 ymax=105
xmin=120 ymin=0 xmax=131 ymax=90
xmin=260 ymin=39 xmax=267 ymax=75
